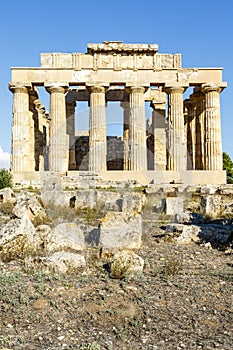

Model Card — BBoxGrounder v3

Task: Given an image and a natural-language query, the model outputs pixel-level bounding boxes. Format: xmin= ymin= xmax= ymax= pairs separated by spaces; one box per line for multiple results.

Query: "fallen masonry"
xmin=0 ymin=184 xmax=232 ymax=275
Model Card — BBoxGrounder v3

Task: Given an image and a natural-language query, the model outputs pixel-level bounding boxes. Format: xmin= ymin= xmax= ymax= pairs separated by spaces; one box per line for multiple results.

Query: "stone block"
xmin=165 ymin=223 xmax=201 ymax=244
xmin=201 ymin=195 xmax=221 ymax=218
xmin=0 ymin=187 xmax=16 ymax=203
xmin=121 ymin=193 xmax=146 ymax=213
xmin=40 ymin=252 xmax=86 ymax=273
xmin=75 ymin=189 xmax=96 ymax=209
xmin=99 ymin=212 xmax=142 ymax=252
xmin=12 ymin=195 xmax=46 ymax=220
xmin=0 ymin=215 xmax=36 ymax=260
xmin=46 ymin=223 xmax=85 ymax=253
xmin=166 ymin=197 xmax=183 ymax=216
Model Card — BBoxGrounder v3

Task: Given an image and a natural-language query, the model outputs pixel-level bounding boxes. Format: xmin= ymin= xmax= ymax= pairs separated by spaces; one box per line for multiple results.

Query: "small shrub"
xmin=75 ymin=204 xmax=106 ymax=226
xmin=0 ymin=168 xmax=12 ymax=189
xmin=162 ymin=255 xmax=183 ymax=276
xmin=45 ymin=203 xmax=77 ymax=224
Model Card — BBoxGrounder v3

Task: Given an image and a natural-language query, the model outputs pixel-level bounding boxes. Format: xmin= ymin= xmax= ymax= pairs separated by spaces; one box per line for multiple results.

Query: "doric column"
xmin=164 ymin=86 xmax=186 ymax=170
xmin=9 ymin=83 xmax=35 ymax=173
xmin=151 ymin=100 xmax=166 ymax=170
xmin=201 ymin=83 xmax=223 ymax=170
xmin=184 ymin=98 xmax=196 ymax=170
xmin=128 ymin=86 xmax=147 ymax=170
xmin=120 ymin=101 xmax=130 ymax=170
xmin=88 ymin=86 xmax=107 ymax=172
xmin=33 ymin=99 xmax=49 ymax=171
xmin=46 ymin=83 xmax=69 ymax=173
xmin=66 ymin=100 xmax=77 ymax=170
xmin=190 ymin=88 xmax=205 ymax=170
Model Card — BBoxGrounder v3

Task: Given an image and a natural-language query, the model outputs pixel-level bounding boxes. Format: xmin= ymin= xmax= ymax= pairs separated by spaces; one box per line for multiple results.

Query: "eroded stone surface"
xmin=99 ymin=212 xmax=142 ymax=252
xmin=46 ymin=223 xmax=85 ymax=253
xmin=0 ymin=188 xmax=16 ymax=203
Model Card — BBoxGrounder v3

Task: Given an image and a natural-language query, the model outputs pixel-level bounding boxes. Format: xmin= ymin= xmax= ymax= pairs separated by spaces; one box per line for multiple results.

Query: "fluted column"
xmin=190 ymin=89 xmax=205 ymax=170
xmin=201 ymin=83 xmax=223 ymax=170
xmin=184 ymin=98 xmax=196 ymax=170
xmin=128 ymin=86 xmax=147 ymax=170
xmin=66 ymin=100 xmax=77 ymax=170
xmin=88 ymin=86 xmax=107 ymax=172
xmin=46 ymin=84 xmax=69 ymax=172
xmin=33 ymin=99 xmax=50 ymax=171
xmin=120 ymin=101 xmax=130 ymax=170
xmin=9 ymin=83 xmax=35 ymax=173
xmin=164 ymin=86 xmax=186 ymax=170
xmin=151 ymin=100 xmax=166 ymax=170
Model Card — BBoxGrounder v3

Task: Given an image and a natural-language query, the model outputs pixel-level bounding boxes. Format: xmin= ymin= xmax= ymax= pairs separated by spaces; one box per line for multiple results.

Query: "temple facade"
xmin=9 ymin=42 xmax=227 ymax=185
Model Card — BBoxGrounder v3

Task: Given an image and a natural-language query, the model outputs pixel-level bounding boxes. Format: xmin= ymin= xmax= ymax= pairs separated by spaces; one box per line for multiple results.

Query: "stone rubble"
xmin=0 ymin=185 xmax=233 ymax=274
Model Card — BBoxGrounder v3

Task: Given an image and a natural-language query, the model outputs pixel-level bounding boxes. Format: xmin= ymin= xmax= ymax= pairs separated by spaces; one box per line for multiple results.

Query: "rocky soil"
xmin=0 ymin=228 xmax=232 ymax=350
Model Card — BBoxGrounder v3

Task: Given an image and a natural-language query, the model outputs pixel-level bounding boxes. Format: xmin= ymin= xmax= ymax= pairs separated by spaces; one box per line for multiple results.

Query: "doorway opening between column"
xmin=106 ymin=101 xmax=124 ymax=170
xmin=75 ymin=101 xmax=89 ymax=170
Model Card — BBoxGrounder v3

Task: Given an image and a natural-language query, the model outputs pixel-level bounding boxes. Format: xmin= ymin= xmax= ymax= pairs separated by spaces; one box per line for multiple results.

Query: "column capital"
xmin=87 ymin=85 xmax=106 ymax=94
xmin=45 ymin=82 xmax=69 ymax=94
xmin=127 ymin=86 xmax=146 ymax=94
xmin=201 ymin=83 xmax=222 ymax=93
xmin=9 ymin=82 xmax=32 ymax=93
xmin=163 ymin=86 xmax=186 ymax=94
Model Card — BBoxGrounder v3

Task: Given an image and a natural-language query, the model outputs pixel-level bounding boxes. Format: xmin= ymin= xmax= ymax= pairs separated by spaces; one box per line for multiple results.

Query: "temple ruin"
xmin=9 ymin=41 xmax=227 ymax=185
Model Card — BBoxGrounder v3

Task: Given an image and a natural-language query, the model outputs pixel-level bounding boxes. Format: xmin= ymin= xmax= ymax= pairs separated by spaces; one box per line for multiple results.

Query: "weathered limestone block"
xmin=224 ymin=201 xmax=233 ymax=215
xmin=200 ymin=185 xmax=219 ymax=195
xmin=46 ymin=223 xmax=85 ymax=253
xmin=99 ymin=212 xmax=142 ymax=252
xmin=40 ymin=252 xmax=86 ymax=273
xmin=34 ymin=224 xmax=52 ymax=250
xmin=165 ymin=223 xmax=201 ymax=243
xmin=0 ymin=188 xmax=16 ymax=203
xmin=13 ymin=195 xmax=46 ymax=220
xmin=153 ymin=199 xmax=166 ymax=213
xmin=0 ymin=215 xmax=35 ymax=246
xmin=121 ymin=193 xmax=146 ymax=213
xmin=201 ymin=195 xmax=221 ymax=218
xmin=175 ymin=212 xmax=203 ymax=224
xmin=97 ymin=191 xmax=121 ymax=211
xmin=110 ymin=251 xmax=144 ymax=279
xmin=74 ymin=190 xmax=97 ymax=209
xmin=0 ymin=215 xmax=35 ymax=260
xmin=40 ymin=190 xmax=72 ymax=207
xmin=218 ymin=185 xmax=233 ymax=195
xmin=166 ymin=197 xmax=184 ymax=216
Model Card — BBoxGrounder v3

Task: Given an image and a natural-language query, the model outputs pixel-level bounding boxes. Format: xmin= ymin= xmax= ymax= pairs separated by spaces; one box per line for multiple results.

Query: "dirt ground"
xmin=0 ymin=227 xmax=232 ymax=350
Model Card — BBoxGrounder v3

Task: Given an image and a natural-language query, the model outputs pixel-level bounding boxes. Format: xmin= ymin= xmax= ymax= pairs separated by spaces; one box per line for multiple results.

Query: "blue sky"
xmin=0 ymin=0 xmax=233 ymax=168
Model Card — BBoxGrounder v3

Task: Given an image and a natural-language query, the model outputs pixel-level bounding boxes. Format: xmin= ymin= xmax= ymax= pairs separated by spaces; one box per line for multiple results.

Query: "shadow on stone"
xmin=85 ymin=228 xmax=100 ymax=246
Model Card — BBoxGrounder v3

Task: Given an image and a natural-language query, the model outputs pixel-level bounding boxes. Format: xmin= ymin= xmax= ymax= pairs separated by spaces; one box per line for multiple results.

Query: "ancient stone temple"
xmin=9 ymin=41 xmax=227 ymax=185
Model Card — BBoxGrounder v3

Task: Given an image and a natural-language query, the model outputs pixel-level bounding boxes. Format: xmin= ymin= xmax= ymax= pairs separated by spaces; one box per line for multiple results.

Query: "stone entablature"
xmin=9 ymin=42 xmax=227 ymax=185
xmin=40 ymin=41 xmax=181 ymax=71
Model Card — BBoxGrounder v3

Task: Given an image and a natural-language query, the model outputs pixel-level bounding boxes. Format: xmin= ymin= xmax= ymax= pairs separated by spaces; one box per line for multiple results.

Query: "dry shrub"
xmin=162 ymin=255 xmax=183 ymax=276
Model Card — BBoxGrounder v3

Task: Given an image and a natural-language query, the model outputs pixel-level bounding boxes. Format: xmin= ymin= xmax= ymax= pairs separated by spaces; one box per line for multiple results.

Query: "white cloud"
xmin=0 ymin=146 xmax=10 ymax=169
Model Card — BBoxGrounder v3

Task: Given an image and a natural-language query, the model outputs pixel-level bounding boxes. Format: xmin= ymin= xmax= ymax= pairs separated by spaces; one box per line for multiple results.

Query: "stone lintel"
xmin=86 ymin=83 xmax=109 ymax=91
xmin=126 ymin=82 xmax=150 ymax=88
xmin=45 ymin=81 xmax=69 ymax=89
